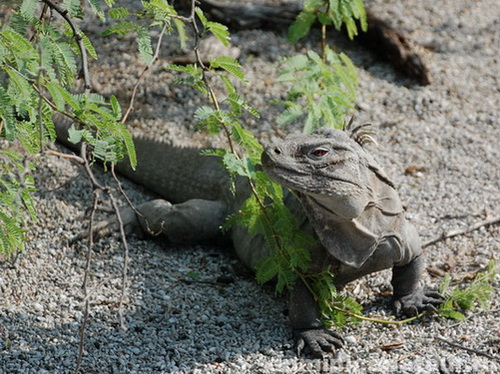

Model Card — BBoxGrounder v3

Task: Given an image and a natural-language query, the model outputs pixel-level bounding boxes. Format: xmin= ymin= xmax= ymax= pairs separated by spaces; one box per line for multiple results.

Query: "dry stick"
xmin=435 ymin=336 xmax=499 ymax=362
xmin=121 ymin=21 xmax=169 ymax=124
xmin=75 ymin=187 xmax=101 ymax=374
xmin=423 ymin=215 xmax=500 ymax=248
xmin=37 ymin=2 xmax=106 ymax=372
xmin=109 ymin=192 xmax=130 ymax=329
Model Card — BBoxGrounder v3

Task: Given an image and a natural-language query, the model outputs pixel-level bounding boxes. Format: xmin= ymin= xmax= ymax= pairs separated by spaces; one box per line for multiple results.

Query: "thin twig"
xmin=109 ymin=193 xmax=130 ymax=329
xmin=45 ymin=150 xmax=85 ymax=164
xmin=75 ymin=189 xmax=100 ymax=374
xmin=121 ymin=21 xmax=169 ymax=124
xmin=435 ymin=336 xmax=499 ymax=362
xmin=332 ymin=306 xmax=428 ymax=325
xmin=423 ymin=214 xmax=500 ymax=248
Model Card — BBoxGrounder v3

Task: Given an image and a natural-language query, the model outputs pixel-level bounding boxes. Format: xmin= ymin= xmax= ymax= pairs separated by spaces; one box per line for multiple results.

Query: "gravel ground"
xmin=1 ymin=0 xmax=499 ymax=373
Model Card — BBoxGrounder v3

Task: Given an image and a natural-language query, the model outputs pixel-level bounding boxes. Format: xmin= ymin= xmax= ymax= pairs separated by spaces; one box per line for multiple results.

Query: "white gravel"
xmin=1 ymin=0 xmax=499 ymax=373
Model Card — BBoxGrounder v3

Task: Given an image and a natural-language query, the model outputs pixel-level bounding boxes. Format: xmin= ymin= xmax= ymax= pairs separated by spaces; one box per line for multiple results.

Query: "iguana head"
xmin=261 ymin=127 xmax=395 ymax=220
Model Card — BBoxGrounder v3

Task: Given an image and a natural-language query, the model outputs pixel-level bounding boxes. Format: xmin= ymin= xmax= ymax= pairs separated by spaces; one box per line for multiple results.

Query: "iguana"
xmin=56 ymin=123 xmax=443 ymax=358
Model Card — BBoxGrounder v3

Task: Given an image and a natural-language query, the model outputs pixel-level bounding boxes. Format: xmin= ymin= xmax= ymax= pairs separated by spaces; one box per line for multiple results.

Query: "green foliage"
xmin=281 ymin=0 xmax=365 ymax=133
xmin=277 ymin=47 xmax=358 ymax=133
xmin=167 ymin=3 xmax=366 ymax=328
xmin=194 ymin=7 xmax=230 ymax=47
xmin=310 ymin=271 xmax=363 ymax=328
xmin=289 ymin=0 xmax=367 ymax=42
xmin=0 ymin=148 xmax=37 ymax=256
xmin=0 ymin=0 xmax=147 ymax=255
xmin=1 ymin=0 xmax=366 ymax=330
xmin=209 ymin=56 xmax=246 ymax=82
xmin=102 ymin=0 xmax=187 ymax=64
xmin=438 ymin=260 xmax=498 ymax=321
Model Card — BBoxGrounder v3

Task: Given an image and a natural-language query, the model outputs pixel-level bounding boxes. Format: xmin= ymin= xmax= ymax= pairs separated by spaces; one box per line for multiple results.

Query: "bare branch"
xmin=121 ymin=21 xmax=170 ymax=124
xmin=109 ymin=193 xmax=130 ymax=329
xmin=423 ymin=214 xmax=500 ymax=248
xmin=435 ymin=336 xmax=499 ymax=362
xmin=75 ymin=189 xmax=101 ymax=374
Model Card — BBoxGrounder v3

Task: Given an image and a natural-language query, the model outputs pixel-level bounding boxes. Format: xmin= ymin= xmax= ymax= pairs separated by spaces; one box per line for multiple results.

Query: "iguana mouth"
xmin=266 ymin=163 xmax=364 ymax=194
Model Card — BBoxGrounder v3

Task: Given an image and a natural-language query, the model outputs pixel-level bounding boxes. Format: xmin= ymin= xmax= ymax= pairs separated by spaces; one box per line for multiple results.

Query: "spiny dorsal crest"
xmin=344 ymin=117 xmax=378 ymax=146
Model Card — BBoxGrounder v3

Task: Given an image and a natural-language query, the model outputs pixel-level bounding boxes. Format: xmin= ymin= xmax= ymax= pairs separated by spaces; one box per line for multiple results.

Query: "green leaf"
xmin=206 ymin=21 xmax=230 ymax=47
xmin=137 ymin=26 xmax=154 ymax=65
xmin=62 ymin=0 xmax=83 ymax=19
xmin=277 ymin=103 xmax=304 ymax=126
xmin=304 ymin=0 xmax=323 ymax=12
xmin=118 ymin=122 xmax=136 ymax=169
xmin=67 ymin=125 xmax=83 ymax=144
xmin=173 ymin=18 xmax=187 ymax=50
xmin=108 ymin=7 xmax=129 ymax=20
xmin=222 ymin=153 xmax=256 ymax=179
xmin=209 ymin=56 xmax=245 ymax=81
xmin=288 ymin=11 xmax=316 ymax=43
xmin=110 ymin=95 xmax=121 ymax=118
xmin=20 ymin=0 xmax=38 ymax=19
xmin=194 ymin=7 xmax=208 ymax=27
xmin=87 ymin=0 xmax=106 ymax=22
xmin=102 ymin=21 xmax=138 ymax=37
xmin=81 ymin=33 xmax=98 ymax=60
xmin=0 ymin=86 xmax=15 ymax=141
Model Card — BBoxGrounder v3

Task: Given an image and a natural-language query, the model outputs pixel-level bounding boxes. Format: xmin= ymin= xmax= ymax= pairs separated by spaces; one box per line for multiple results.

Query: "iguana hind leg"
xmin=135 ymin=199 xmax=228 ymax=243
xmin=91 ymin=198 xmax=228 ymax=244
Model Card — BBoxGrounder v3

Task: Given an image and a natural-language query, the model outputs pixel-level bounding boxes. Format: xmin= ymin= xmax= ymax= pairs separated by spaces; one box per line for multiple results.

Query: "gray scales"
xmin=56 ymin=124 xmax=444 ymax=358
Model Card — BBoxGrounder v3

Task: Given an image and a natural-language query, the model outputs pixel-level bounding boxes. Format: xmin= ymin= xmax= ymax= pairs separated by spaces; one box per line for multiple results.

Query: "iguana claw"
xmin=393 ymin=288 xmax=445 ymax=316
xmin=294 ymin=328 xmax=344 ymax=358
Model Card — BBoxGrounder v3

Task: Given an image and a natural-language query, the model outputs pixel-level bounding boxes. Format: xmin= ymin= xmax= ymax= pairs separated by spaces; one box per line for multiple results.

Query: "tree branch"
xmin=423 ymin=214 xmax=500 ymax=248
xmin=121 ymin=21 xmax=170 ymax=124
xmin=435 ymin=336 xmax=499 ymax=362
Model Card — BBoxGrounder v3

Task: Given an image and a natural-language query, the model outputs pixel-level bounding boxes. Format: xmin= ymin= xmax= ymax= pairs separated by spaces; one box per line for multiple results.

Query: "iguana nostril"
xmin=274 ymin=147 xmax=281 ymax=155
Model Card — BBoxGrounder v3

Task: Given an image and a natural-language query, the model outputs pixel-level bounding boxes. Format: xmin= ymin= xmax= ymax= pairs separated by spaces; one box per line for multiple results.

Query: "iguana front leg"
xmin=92 ymin=198 xmax=227 ymax=243
xmin=290 ymin=278 xmax=344 ymax=358
xmin=391 ymin=255 xmax=444 ymax=316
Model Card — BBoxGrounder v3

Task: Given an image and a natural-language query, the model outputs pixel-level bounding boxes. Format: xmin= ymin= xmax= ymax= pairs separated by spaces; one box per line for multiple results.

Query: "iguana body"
xmin=57 ymin=124 xmax=443 ymax=357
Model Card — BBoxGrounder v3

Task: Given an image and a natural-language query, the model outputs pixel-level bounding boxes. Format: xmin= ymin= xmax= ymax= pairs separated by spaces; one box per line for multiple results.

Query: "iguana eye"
xmin=309 ymin=147 xmax=330 ymax=160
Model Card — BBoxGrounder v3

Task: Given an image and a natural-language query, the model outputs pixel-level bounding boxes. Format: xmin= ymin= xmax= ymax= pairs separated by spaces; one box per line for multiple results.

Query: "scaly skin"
xmin=261 ymin=127 xmax=443 ymax=357
xmin=56 ymin=122 xmax=443 ymax=358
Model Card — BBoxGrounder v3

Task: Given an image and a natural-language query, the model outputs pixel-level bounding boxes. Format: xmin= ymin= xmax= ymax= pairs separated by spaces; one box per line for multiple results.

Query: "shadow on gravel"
xmin=0 ymin=238 xmax=292 ymax=373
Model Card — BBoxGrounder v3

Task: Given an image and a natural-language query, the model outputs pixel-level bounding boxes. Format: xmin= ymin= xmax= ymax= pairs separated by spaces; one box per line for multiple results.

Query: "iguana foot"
xmin=393 ymin=288 xmax=445 ymax=316
xmin=70 ymin=206 xmax=141 ymax=243
xmin=294 ymin=328 xmax=344 ymax=358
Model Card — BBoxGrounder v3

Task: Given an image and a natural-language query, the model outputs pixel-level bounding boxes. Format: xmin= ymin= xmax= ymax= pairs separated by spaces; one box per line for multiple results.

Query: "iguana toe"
xmin=393 ymin=288 xmax=445 ymax=316
xmin=294 ymin=328 xmax=344 ymax=358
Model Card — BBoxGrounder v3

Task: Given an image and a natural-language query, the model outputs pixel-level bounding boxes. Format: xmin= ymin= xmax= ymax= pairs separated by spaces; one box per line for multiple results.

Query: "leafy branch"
xmin=277 ymin=0 xmax=366 ymax=134
xmin=438 ymin=260 xmax=498 ymax=321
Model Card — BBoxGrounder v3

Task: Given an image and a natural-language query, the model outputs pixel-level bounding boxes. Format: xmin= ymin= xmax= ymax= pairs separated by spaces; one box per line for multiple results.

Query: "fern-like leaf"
xmin=288 ymin=11 xmax=316 ymax=43
xmin=209 ymin=56 xmax=245 ymax=81
xmin=137 ymin=26 xmax=154 ymax=65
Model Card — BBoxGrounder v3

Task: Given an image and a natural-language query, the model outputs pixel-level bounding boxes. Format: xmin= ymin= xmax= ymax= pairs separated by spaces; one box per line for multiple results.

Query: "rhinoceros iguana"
xmin=56 ymin=123 xmax=443 ymax=357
